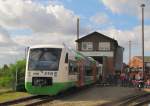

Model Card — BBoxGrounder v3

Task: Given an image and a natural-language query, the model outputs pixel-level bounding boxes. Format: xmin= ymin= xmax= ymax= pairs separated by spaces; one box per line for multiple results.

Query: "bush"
xmin=0 ymin=77 xmax=12 ymax=88
xmin=0 ymin=59 xmax=26 ymax=91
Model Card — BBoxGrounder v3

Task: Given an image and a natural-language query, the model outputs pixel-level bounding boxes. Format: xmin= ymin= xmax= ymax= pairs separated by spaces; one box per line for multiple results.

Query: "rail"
xmin=100 ymin=92 xmax=150 ymax=106
xmin=0 ymin=95 xmax=52 ymax=106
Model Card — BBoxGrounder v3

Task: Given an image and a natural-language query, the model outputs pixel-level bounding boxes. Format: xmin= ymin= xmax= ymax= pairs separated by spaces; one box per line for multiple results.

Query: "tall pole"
xmin=25 ymin=47 xmax=27 ymax=59
xmin=129 ymin=40 xmax=131 ymax=64
xmin=141 ymin=4 xmax=145 ymax=78
xmin=128 ymin=40 xmax=131 ymax=73
xmin=15 ymin=66 xmax=18 ymax=91
xmin=76 ymin=17 xmax=79 ymax=50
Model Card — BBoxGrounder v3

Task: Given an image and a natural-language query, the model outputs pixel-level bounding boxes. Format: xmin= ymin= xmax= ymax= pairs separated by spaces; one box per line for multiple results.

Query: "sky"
xmin=0 ymin=0 xmax=150 ymax=66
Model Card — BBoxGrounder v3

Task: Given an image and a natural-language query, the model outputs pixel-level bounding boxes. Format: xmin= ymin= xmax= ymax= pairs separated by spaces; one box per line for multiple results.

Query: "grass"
xmin=0 ymin=91 xmax=31 ymax=103
xmin=0 ymin=88 xmax=13 ymax=94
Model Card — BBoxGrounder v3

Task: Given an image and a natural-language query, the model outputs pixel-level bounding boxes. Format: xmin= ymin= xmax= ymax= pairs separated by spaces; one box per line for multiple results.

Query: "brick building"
xmin=76 ymin=31 xmax=124 ymax=78
xmin=129 ymin=56 xmax=150 ymax=71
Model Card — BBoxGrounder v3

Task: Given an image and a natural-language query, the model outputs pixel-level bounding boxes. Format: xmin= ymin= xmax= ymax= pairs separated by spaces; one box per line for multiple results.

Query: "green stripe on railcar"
xmin=85 ymin=80 xmax=94 ymax=85
xmin=25 ymin=81 xmax=75 ymax=95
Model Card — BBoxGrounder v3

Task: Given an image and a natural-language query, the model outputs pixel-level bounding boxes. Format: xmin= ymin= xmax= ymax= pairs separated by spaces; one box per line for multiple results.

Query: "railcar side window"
xmin=69 ymin=61 xmax=77 ymax=74
xmin=85 ymin=66 xmax=92 ymax=76
xmin=65 ymin=53 xmax=68 ymax=63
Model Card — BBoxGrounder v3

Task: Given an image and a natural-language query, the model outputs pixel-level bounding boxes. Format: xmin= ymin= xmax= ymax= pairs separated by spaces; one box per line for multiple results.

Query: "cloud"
xmin=90 ymin=13 xmax=109 ymax=25
xmin=13 ymin=33 xmax=77 ymax=48
xmin=0 ymin=0 xmax=91 ymax=48
xmin=0 ymin=25 xmax=25 ymax=66
xmin=0 ymin=25 xmax=16 ymax=46
xmin=0 ymin=0 xmax=88 ymax=35
xmin=101 ymin=0 xmax=150 ymax=19
xmin=0 ymin=0 xmax=92 ymax=66
xmin=98 ymin=25 xmax=150 ymax=63
xmin=2 ymin=0 xmax=150 ymax=65
xmin=101 ymin=28 xmax=136 ymax=47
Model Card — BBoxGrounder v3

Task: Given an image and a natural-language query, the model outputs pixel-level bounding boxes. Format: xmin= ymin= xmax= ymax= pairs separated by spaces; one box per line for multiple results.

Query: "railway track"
xmin=118 ymin=92 xmax=150 ymax=106
xmin=0 ymin=95 xmax=55 ymax=106
xmin=100 ymin=91 xmax=150 ymax=106
xmin=133 ymin=97 xmax=150 ymax=106
xmin=0 ymin=85 xmax=93 ymax=106
xmin=128 ymin=93 xmax=150 ymax=106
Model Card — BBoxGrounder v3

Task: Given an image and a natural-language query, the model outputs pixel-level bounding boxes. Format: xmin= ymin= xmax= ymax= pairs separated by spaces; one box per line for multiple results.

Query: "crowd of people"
xmin=99 ymin=71 xmax=150 ymax=88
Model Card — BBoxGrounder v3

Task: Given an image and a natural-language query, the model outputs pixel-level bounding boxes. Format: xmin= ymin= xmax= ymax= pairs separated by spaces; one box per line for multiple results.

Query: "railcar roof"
xmin=29 ymin=45 xmax=64 ymax=49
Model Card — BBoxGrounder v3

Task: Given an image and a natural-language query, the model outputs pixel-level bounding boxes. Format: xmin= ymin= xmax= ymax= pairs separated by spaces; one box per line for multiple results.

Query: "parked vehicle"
xmin=25 ymin=45 xmax=102 ymax=95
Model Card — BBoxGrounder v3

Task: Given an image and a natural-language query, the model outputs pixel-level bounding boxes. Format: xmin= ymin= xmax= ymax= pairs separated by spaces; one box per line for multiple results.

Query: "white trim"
xmin=99 ymin=42 xmax=110 ymax=51
xmin=80 ymin=51 xmax=114 ymax=57
xmin=81 ymin=42 xmax=93 ymax=51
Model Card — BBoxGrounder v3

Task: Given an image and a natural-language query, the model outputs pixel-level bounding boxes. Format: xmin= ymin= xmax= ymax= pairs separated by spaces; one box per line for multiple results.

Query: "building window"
xmin=82 ymin=42 xmax=93 ymax=51
xmin=99 ymin=42 xmax=110 ymax=51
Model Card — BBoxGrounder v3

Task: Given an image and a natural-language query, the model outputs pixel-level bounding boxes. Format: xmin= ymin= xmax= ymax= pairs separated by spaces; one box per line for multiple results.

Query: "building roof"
xmin=76 ymin=31 xmax=118 ymax=45
xmin=117 ymin=45 xmax=124 ymax=51
xmin=135 ymin=56 xmax=150 ymax=62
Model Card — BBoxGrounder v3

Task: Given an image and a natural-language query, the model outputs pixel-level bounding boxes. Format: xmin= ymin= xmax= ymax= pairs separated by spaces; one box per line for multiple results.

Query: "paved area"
xmin=143 ymin=88 xmax=150 ymax=92
xmin=42 ymin=85 xmax=142 ymax=106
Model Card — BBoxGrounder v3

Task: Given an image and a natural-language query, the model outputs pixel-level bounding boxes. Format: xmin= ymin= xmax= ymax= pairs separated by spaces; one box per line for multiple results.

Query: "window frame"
xmin=99 ymin=42 xmax=110 ymax=51
xmin=81 ymin=42 xmax=93 ymax=51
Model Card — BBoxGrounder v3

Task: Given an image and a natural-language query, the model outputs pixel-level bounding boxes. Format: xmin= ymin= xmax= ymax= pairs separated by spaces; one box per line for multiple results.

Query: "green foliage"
xmin=0 ymin=59 xmax=26 ymax=91
xmin=0 ymin=77 xmax=12 ymax=87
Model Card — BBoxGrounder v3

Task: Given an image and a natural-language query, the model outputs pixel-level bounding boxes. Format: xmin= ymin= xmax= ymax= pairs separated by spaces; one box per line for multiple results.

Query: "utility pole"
xmin=141 ymin=4 xmax=145 ymax=77
xmin=25 ymin=47 xmax=29 ymax=59
xmin=15 ymin=65 xmax=18 ymax=91
xmin=25 ymin=47 xmax=27 ymax=59
xmin=129 ymin=40 xmax=131 ymax=64
xmin=76 ymin=17 xmax=79 ymax=50
xmin=128 ymin=40 xmax=131 ymax=73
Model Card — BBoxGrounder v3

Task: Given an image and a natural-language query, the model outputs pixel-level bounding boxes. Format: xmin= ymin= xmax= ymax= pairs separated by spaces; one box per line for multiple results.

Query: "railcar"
xmin=25 ymin=45 xmax=102 ymax=95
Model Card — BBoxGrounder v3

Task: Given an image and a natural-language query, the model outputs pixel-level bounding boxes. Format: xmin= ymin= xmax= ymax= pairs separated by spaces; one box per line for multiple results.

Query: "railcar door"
xmin=92 ymin=64 xmax=97 ymax=82
xmin=77 ymin=60 xmax=84 ymax=87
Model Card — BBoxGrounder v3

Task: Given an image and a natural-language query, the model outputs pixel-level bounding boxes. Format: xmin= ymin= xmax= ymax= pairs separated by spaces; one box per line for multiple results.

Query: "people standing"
xmin=120 ymin=73 xmax=125 ymax=86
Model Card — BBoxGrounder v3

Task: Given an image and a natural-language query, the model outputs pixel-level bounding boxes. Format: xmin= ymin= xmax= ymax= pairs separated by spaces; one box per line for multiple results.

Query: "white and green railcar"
xmin=25 ymin=45 xmax=102 ymax=95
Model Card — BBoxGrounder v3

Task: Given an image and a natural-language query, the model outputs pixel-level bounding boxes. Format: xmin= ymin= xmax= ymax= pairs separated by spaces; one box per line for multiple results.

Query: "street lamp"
xmin=141 ymin=4 xmax=145 ymax=79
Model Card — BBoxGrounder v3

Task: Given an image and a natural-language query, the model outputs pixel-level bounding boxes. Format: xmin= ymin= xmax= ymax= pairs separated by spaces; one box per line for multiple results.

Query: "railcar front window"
xmin=28 ymin=48 xmax=62 ymax=71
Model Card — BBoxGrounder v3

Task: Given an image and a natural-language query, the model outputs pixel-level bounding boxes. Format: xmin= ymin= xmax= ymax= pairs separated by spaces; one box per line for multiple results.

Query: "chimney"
xmin=76 ymin=17 xmax=79 ymax=50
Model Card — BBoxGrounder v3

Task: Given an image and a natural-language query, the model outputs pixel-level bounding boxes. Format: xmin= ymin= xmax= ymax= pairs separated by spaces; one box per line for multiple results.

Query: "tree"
xmin=3 ymin=64 xmax=9 ymax=71
xmin=0 ymin=59 xmax=26 ymax=91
